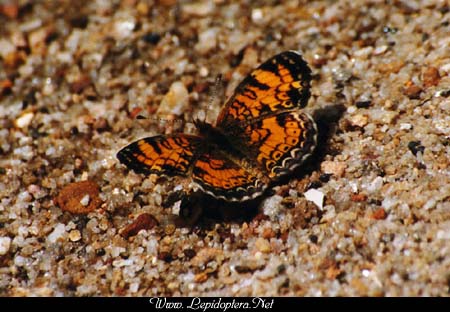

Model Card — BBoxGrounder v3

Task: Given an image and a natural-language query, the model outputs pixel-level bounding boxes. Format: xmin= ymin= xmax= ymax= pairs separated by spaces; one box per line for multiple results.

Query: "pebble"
xmin=369 ymin=108 xmax=398 ymax=124
xmin=440 ymin=63 xmax=450 ymax=74
xmin=120 ymin=213 xmax=159 ymax=238
xmin=321 ymin=161 xmax=346 ymax=178
xmin=15 ymin=112 xmax=34 ymax=129
xmin=404 ymin=83 xmax=422 ymax=99
xmin=47 ymin=223 xmax=66 ymax=244
xmin=55 ymin=181 xmax=102 ymax=214
xmin=182 ymin=2 xmax=215 ymax=17
xmin=157 ymin=81 xmax=189 ymax=116
xmin=79 ymin=194 xmax=90 ymax=206
xmin=366 ymin=176 xmax=384 ymax=193
xmin=113 ymin=18 xmax=136 ymax=40
xmin=304 ymin=189 xmax=325 ymax=210
xmin=350 ymin=114 xmax=368 ymax=127
xmin=251 ymin=9 xmax=264 ymax=23
xmin=68 ymin=230 xmax=82 ymax=242
xmin=407 ymin=141 xmax=425 ymax=156
xmin=0 ymin=38 xmax=16 ymax=59
xmin=195 ymin=28 xmax=219 ymax=54
xmin=261 ymin=195 xmax=283 ymax=219
xmin=371 ymin=208 xmax=387 ymax=220
xmin=373 ymin=45 xmax=388 ymax=55
xmin=0 ymin=78 xmax=12 ymax=95
xmin=0 ymin=237 xmax=11 ymax=255
xmin=399 ymin=123 xmax=412 ymax=130
xmin=0 ymin=3 xmax=19 ymax=19
xmin=422 ymin=66 xmax=440 ymax=88
xmin=255 ymin=237 xmax=271 ymax=253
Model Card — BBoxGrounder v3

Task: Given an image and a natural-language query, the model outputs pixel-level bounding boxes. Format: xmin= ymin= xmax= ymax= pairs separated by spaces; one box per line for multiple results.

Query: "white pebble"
xmin=195 ymin=28 xmax=219 ymax=54
xmin=14 ymin=255 xmax=26 ymax=266
xmin=436 ymin=229 xmax=450 ymax=240
xmin=347 ymin=105 xmax=357 ymax=114
xmin=354 ymin=46 xmax=373 ymax=58
xmin=199 ymin=66 xmax=209 ymax=77
xmin=382 ymin=197 xmax=397 ymax=211
xmin=400 ymin=123 xmax=412 ymax=130
xmin=304 ymin=189 xmax=324 ymax=210
xmin=15 ymin=112 xmax=34 ymax=128
xmin=113 ymin=19 xmax=136 ymax=40
xmin=423 ymin=198 xmax=436 ymax=210
xmin=261 ymin=195 xmax=283 ymax=219
xmin=47 ymin=223 xmax=67 ymax=244
xmin=17 ymin=191 xmax=32 ymax=202
xmin=367 ymin=176 xmax=384 ymax=193
xmin=251 ymin=9 xmax=263 ymax=23
xmin=45 ymin=146 xmax=56 ymax=156
xmin=13 ymin=145 xmax=34 ymax=160
xmin=440 ymin=63 xmax=450 ymax=73
xmin=373 ymin=45 xmax=388 ymax=55
xmin=80 ymin=194 xmax=90 ymax=206
xmin=129 ymin=282 xmax=139 ymax=293
xmin=0 ymin=39 xmax=16 ymax=59
xmin=0 ymin=237 xmax=11 ymax=255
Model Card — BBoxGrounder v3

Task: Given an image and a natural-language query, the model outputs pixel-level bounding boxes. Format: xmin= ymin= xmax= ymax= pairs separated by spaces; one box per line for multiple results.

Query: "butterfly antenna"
xmin=203 ymin=74 xmax=222 ymax=123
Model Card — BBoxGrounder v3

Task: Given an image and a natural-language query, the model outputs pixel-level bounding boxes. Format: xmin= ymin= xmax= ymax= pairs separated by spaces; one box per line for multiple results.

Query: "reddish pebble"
xmin=351 ymin=193 xmax=368 ymax=202
xmin=121 ymin=213 xmax=159 ymax=238
xmin=371 ymin=208 xmax=387 ymax=220
xmin=0 ymin=4 xmax=19 ymax=19
xmin=404 ymin=82 xmax=422 ymax=99
xmin=55 ymin=181 xmax=102 ymax=214
xmin=70 ymin=75 xmax=92 ymax=94
xmin=422 ymin=66 xmax=441 ymax=88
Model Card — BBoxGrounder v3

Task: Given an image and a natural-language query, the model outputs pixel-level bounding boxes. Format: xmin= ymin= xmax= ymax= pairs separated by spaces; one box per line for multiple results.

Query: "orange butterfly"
xmin=117 ymin=51 xmax=317 ymax=202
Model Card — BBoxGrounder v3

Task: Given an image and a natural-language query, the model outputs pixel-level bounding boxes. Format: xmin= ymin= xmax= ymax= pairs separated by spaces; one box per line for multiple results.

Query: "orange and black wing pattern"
xmin=239 ymin=111 xmax=317 ymax=179
xmin=117 ymin=50 xmax=317 ymax=203
xmin=192 ymin=151 xmax=266 ymax=201
xmin=116 ymin=134 xmax=201 ymax=177
xmin=216 ymin=50 xmax=312 ymax=127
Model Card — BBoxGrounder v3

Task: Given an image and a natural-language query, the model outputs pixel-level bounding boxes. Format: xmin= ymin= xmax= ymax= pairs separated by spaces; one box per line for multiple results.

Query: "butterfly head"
xmin=193 ymin=118 xmax=214 ymax=135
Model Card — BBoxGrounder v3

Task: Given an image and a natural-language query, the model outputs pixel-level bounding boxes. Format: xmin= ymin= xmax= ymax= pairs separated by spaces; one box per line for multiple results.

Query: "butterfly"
xmin=117 ymin=51 xmax=317 ymax=202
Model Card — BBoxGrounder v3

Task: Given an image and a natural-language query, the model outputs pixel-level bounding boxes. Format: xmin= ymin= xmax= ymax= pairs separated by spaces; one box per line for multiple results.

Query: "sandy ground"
xmin=0 ymin=0 xmax=449 ymax=296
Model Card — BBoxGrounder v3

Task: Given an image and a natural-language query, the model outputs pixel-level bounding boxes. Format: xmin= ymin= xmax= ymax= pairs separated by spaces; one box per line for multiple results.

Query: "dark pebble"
xmin=141 ymin=32 xmax=161 ymax=44
xmin=408 ymin=141 xmax=425 ymax=156
xmin=309 ymin=234 xmax=318 ymax=244
xmin=307 ymin=181 xmax=322 ymax=190
xmin=70 ymin=15 xmax=89 ymax=29
xmin=96 ymin=248 xmax=106 ymax=256
xmin=383 ymin=26 xmax=398 ymax=33
xmin=234 ymin=265 xmax=252 ymax=273
xmin=319 ymin=173 xmax=332 ymax=182
xmin=355 ymin=100 xmax=371 ymax=108
xmin=183 ymin=249 xmax=196 ymax=259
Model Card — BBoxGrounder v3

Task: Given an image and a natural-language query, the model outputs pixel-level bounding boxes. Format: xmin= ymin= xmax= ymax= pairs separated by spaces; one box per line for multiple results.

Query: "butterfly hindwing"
xmin=192 ymin=150 xmax=266 ymax=201
xmin=237 ymin=111 xmax=318 ymax=179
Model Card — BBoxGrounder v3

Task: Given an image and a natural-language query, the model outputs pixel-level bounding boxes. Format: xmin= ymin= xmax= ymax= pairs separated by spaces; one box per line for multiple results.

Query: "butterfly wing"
xmin=192 ymin=150 xmax=266 ymax=202
xmin=117 ymin=134 xmax=202 ymax=176
xmin=117 ymin=133 xmax=267 ymax=202
xmin=235 ymin=111 xmax=317 ymax=180
xmin=216 ymin=50 xmax=312 ymax=128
